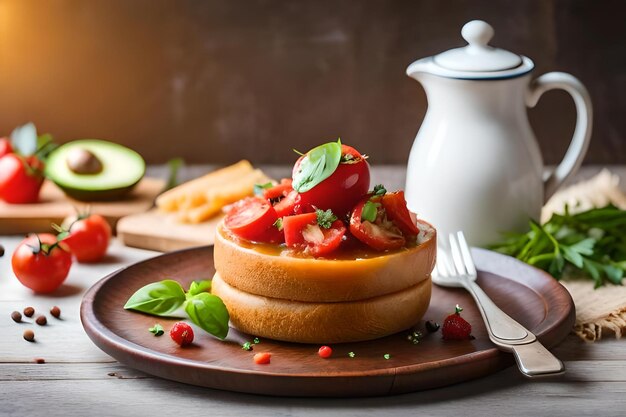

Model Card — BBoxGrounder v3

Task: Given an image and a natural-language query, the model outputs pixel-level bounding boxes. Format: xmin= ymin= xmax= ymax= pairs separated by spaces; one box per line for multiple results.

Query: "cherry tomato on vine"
xmin=0 ymin=154 xmax=45 ymax=204
xmin=59 ymin=214 xmax=112 ymax=263
xmin=11 ymin=234 xmax=72 ymax=293
xmin=293 ymin=144 xmax=370 ymax=217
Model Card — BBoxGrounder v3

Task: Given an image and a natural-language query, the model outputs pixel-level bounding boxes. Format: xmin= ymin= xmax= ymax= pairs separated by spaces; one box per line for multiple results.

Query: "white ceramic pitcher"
xmin=405 ymin=20 xmax=592 ymax=246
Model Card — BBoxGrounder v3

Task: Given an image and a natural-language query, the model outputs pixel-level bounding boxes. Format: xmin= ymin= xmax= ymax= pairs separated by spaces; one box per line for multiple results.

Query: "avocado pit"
xmin=66 ymin=148 xmax=103 ymax=175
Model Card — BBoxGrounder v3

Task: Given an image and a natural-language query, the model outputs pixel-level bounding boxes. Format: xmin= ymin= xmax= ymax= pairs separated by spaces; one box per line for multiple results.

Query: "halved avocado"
xmin=45 ymin=139 xmax=145 ymax=201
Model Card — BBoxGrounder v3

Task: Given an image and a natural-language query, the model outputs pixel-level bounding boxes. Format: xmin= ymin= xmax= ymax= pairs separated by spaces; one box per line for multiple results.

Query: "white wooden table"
xmin=1 ymin=165 xmax=625 ymax=417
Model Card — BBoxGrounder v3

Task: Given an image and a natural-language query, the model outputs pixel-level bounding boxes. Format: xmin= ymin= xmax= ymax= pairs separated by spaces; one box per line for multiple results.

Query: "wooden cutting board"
xmin=81 ymin=246 xmax=575 ymax=397
xmin=0 ymin=178 xmax=164 ymax=235
xmin=116 ymin=209 xmax=222 ymax=252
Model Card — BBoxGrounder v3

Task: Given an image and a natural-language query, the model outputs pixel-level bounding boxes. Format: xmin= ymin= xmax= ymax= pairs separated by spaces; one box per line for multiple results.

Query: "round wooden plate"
xmin=80 ymin=246 xmax=575 ymax=397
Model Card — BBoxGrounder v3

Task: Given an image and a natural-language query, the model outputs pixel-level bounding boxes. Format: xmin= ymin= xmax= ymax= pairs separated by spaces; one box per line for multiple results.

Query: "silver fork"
xmin=433 ymin=231 xmax=564 ymax=377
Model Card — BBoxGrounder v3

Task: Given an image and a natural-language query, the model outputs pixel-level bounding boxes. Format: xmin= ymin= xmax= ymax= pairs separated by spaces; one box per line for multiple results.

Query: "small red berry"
xmin=253 ymin=352 xmax=271 ymax=364
xmin=169 ymin=322 xmax=194 ymax=346
xmin=441 ymin=304 xmax=472 ymax=340
xmin=318 ymin=345 xmax=333 ymax=359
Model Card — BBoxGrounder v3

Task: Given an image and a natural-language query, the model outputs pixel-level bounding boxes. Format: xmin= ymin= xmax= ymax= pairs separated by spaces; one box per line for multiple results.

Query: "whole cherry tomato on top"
xmin=292 ymin=143 xmax=370 ymax=218
xmin=0 ymin=154 xmax=45 ymax=204
xmin=12 ymin=233 xmax=73 ymax=293
xmin=59 ymin=214 xmax=112 ymax=263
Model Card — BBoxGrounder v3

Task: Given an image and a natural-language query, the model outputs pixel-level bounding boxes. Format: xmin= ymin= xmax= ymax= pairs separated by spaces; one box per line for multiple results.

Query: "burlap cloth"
xmin=542 ymin=169 xmax=626 ymax=342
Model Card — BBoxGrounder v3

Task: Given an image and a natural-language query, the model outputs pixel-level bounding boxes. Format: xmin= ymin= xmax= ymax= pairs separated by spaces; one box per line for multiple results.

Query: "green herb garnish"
xmin=372 ymin=184 xmax=387 ymax=196
xmin=361 ymin=201 xmax=379 ymax=222
xmin=316 ymin=209 xmax=337 ymax=229
xmin=242 ymin=342 xmax=253 ymax=351
xmin=273 ymin=218 xmax=283 ymax=231
xmin=253 ymin=337 xmax=260 ymax=344
xmin=490 ymin=205 xmax=626 ymax=288
xmin=148 ymin=324 xmax=164 ymax=336
xmin=125 ymin=279 xmax=229 ymax=339
xmin=292 ymin=139 xmax=342 ymax=193
xmin=348 ymin=351 xmax=356 ymax=358
xmin=383 ymin=353 xmax=391 ymax=360
xmin=254 ymin=182 xmax=273 ymax=195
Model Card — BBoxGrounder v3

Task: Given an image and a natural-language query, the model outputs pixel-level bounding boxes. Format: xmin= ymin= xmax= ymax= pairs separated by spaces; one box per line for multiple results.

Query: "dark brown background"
xmin=0 ymin=0 xmax=623 ymax=164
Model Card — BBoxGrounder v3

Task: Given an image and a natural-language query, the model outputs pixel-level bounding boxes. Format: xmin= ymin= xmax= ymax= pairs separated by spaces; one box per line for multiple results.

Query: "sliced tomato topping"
xmin=283 ymin=213 xmax=346 ymax=257
xmin=350 ymin=197 xmax=405 ymax=251
xmin=263 ymin=178 xmax=293 ymax=200
xmin=306 ymin=220 xmax=346 ymax=257
xmin=381 ymin=191 xmax=420 ymax=236
xmin=224 ymin=196 xmax=280 ymax=242
xmin=274 ymin=189 xmax=299 ymax=217
xmin=283 ymin=212 xmax=317 ymax=247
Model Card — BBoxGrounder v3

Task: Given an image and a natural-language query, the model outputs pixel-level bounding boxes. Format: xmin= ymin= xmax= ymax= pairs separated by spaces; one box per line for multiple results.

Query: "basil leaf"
xmin=188 ymin=280 xmax=212 ymax=296
xmin=361 ymin=201 xmax=379 ymax=222
xmin=124 ymin=280 xmax=187 ymax=317
xmin=254 ymin=182 xmax=273 ymax=195
xmin=185 ymin=293 xmax=229 ymax=340
xmin=11 ymin=123 xmax=38 ymax=156
xmin=292 ymin=140 xmax=342 ymax=193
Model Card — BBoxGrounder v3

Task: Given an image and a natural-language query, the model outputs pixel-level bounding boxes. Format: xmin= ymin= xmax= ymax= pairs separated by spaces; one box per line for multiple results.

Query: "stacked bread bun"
xmin=211 ymin=220 xmax=436 ymax=344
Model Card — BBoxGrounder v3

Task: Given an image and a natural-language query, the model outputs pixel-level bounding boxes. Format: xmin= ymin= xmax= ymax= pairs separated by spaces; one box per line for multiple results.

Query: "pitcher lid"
xmin=409 ymin=20 xmax=534 ymax=80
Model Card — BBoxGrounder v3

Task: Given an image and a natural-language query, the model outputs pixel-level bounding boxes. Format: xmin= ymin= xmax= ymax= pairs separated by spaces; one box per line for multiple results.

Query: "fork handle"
xmin=464 ymin=278 xmax=533 ymax=342
xmin=510 ymin=341 xmax=565 ymax=377
xmin=465 ymin=279 xmax=565 ymax=377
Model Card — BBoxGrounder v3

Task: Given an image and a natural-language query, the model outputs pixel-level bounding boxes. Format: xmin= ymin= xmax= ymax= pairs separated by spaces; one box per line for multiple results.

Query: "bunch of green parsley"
xmin=489 ymin=205 xmax=626 ymax=288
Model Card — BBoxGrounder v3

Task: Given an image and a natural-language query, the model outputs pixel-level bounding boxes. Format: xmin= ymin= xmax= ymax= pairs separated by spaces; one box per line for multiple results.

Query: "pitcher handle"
xmin=526 ymin=72 xmax=593 ymax=203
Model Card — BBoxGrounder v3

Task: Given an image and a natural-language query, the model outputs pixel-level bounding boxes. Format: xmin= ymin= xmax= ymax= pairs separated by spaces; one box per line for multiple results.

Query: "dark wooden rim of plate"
xmin=80 ymin=246 xmax=575 ymax=397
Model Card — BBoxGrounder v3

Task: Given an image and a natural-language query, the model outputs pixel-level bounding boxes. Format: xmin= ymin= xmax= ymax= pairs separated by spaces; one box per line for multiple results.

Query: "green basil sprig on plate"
xmin=292 ymin=139 xmax=342 ymax=193
xmin=489 ymin=204 xmax=626 ymax=288
xmin=124 ymin=279 xmax=229 ymax=339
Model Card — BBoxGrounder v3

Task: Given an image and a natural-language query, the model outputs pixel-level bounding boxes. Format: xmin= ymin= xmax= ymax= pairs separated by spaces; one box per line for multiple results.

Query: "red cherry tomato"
xmin=0 ymin=154 xmax=45 ymax=204
xmin=263 ymin=178 xmax=293 ymax=200
xmin=60 ymin=214 xmax=112 ymax=263
xmin=318 ymin=345 xmax=333 ymax=359
xmin=294 ymin=145 xmax=370 ymax=217
xmin=253 ymin=352 xmax=271 ymax=364
xmin=350 ymin=197 xmax=405 ymax=251
xmin=283 ymin=213 xmax=346 ymax=257
xmin=0 ymin=137 xmax=13 ymax=158
xmin=224 ymin=196 xmax=280 ymax=242
xmin=169 ymin=322 xmax=194 ymax=346
xmin=11 ymin=234 xmax=73 ymax=293
xmin=381 ymin=191 xmax=420 ymax=236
